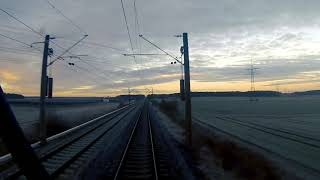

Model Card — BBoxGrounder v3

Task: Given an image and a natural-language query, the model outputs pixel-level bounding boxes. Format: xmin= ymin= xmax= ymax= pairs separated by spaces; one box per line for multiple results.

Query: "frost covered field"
xmin=9 ymin=102 xmax=119 ymax=141
xmin=191 ymin=96 xmax=320 ymax=179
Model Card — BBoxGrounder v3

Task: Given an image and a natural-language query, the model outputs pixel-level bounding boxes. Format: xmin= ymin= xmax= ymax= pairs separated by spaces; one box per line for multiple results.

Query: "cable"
xmin=0 ymin=48 xmax=40 ymax=57
xmin=79 ymin=41 xmax=128 ymax=52
xmin=44 ymin=0 xmax=87 ymax=35
xmin=0 ymin=7 xmax=81 ymax=60
xmin=76 ymin=58 xmax=119 ymax=86
xmin=48 ymin=35 xmax=88 ymax=66
xmin=0 ymin=45 xmax=39 ymax=53
xmin=120 ymin=0 xmax=136 ymax=63
xmin=139 ymin=34 xmax=183 ymax=64
xmin=0 ymin=33 xmax=45 ymax=57
xmin=57 ymin=38 xmax=128 ymax=52
xmin=0 ymin=7 xmax=123 ymax=92
xmin=74 ymin=58 xmax=125 ymax=69
xmin=0 ymin=8 xmax=43 ymax=36
xmin=133 ymin=0 xmax=142 ymax=54
xmin=0 ymin=33 xmax=32 ymax=47
xmin=73 ymin=63 xmax=116 ymax=87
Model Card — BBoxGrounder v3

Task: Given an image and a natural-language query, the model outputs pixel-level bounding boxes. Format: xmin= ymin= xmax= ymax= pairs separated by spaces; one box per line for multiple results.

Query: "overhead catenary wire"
xmin=44 ymin=0 xmax=87 ymax=35
xmin=48 ymin=35 xmax=88 ymax=66
xmin=0 ymin=45 xmax=39 ymax=52
xmin=0 ymin=48 xmax=41 ymax=57
xmin=56 ymin=54 xmax=119 ymax=88
xmin=0 ymin=7 xmax=86 ymax=63
xmin=0 ymin=39 xmax=103 ymax=88
xmin=0 ymin=33 xmax=34 ymax=47
xmin=0 ymin=33 xmax=45 ymax=57
xmin=0 ymin=8 xmax=43 ymax=37
xmin=72 ymin=63 xmax=117 ymax=88
xmin=0 ymin=6 xmax=125 ymax=93
xmin=139 ymin=34 xmax=183 ymax=64
xmin=133 ymin=0 xmax=141 ymax=54
xmin=0 ymin=32 xmax=107 ymax=91
xmin=120 ymin=0 xmax=136 ymax=63
xmin=58 ymin=38 xmax=128 ymax=53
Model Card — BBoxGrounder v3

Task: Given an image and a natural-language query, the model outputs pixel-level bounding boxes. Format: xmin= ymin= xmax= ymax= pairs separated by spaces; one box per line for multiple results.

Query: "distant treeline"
xmin=151 ymin=91 xmax=281 ymax=98
xmin=4 ymin=93 xmax=24 ymax=99
xmin=191 ymin=91 xmax=282 ymax=97
xmin=291 ymin=90 xmax=320 ymax=96
xmin=150 ymin=90 xmax=320 ymax=98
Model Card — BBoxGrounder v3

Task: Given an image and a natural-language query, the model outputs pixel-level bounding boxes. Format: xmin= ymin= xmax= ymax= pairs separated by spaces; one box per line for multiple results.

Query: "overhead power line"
xmin=133 ymin=0 xmax=141 ymax=53
xmin=0 ymin=8 xmax=43 ymax=36
xmin=139 ymin=34 xmax=183 ymax=64
xmin=120 ymin=0 xmax=136 ymax=63
xmin=0 ymin=6 xmax=84 ymax=61
xmin=0 ymin=48 xmax=40 ymax=57
xmin=0 ymin=6 xmax=120 ymax=92
xmin=48 ymin=35 xmax=88 ymax=66
xmin=123 ymin=53 xmax=166 ymax=56
xmin=0 ymin=33 xmax=33 ymax=47
xmin=44 ymin=0 xmax=87 ymax=35
xmin=0 ymin=33 xmax=45 ymax=55
xmin=58 ymin=38 xmax=127 ymax=52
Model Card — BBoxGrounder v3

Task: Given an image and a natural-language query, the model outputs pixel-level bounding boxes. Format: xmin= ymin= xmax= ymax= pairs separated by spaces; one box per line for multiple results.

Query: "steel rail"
xmin=48 ymin=106 xmax=137 ymax=178
xmin=223 ymin=116 xmax=320 ymax=143
xmin=4 ymin=105 xmax=137 ymax=179
xmin=0 ymin=105 xmax=130 ymax=165
xmin=113 ymin=105 xmax=144 ymax=180
xmin=148 ymin=105 xmax=159 ymax=180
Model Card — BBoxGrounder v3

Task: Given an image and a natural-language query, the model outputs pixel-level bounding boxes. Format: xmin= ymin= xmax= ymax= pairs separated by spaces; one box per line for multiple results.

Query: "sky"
xmin=0 ymin=0 xmax=320 ymax=96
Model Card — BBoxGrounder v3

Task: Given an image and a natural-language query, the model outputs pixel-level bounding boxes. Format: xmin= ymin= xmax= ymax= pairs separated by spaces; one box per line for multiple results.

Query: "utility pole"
xmin=0 ymin=86 xmax=50 ymax=179
xmin=136 ymin=33 xmax=192 ymax=145
xmin=47 ymin=51 xmax=53 ymax=99
xmin=128 ymin=87 xmax=131 ymax=105
xmin=183 ymin=33 xmax=192 ymax=146
xmin=151 ymin=87 xmax=153 ymax=96
xmin=39 ymin=35 xmax=50 ymax=144
xmin=248 ymin=59 xmax=259 ymax=101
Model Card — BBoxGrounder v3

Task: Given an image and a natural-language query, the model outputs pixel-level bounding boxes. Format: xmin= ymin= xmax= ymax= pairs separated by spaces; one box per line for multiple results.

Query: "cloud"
xmin=0 ymin=70 xmax=20 ymax=82
xmin=1 ymin=0 xmax=320 ymax=95
xmin=72 ymin=85 xmax=95 ymax=90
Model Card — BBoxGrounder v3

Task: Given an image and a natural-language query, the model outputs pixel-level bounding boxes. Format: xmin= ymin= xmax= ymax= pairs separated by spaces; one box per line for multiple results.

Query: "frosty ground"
xmin=185 ymin=96 xmax=320 ymax=179
xmin=0 ymin=102 xmax=119 ymax=152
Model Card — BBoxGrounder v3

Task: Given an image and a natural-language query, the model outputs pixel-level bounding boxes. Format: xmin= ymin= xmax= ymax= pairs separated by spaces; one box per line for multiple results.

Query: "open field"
xmin=0 ymin=101 xmax=120 ymax=156
xmin=188 ymin=96 xmax=320 ymax=179
xmin=9 ymin=102 xmax=120 ymax=141
xmin=151 ymin=96 xmax=320 ymax=179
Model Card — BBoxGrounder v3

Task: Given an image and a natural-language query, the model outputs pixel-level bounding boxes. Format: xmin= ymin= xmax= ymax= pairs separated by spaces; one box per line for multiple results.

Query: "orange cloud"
xmin=0 ymin=71 xmax=20 ymax=82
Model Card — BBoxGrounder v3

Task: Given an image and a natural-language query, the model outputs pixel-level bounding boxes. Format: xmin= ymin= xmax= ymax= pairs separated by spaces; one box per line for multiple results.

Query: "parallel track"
xmin=215 ymin=116 xmax=320 ymax=148
xmin=41 ymin=106 xmax=136 ymax=179
xmin=193 ymin=116 xmax=320 ymax=176
xmin=1 ymin=105 xmax=137 ymax=179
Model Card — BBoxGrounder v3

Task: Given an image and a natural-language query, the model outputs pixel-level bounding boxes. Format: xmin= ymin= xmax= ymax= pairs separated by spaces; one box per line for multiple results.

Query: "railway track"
xmin=0 ymin=104 xmax=139 ymax=179
xmin=113 ymin=102 xmax=172 ymax=180
xmin=193 ymin=116 xmax=320 ymax=178
xmin=216 ymin=116 xmax=320 ymax=148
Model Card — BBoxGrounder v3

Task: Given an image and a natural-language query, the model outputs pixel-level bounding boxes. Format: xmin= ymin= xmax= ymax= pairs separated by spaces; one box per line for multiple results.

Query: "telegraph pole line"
xmin=183 ymin=33 xmax=192 ymax=146
xmin=39 ymin=35 xmax=50 ymax=144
